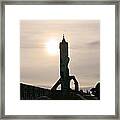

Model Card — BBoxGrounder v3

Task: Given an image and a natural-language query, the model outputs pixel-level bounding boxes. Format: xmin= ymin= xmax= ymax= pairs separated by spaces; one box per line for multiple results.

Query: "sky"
xmin=20 ymin=20 xmax=100 ymax=89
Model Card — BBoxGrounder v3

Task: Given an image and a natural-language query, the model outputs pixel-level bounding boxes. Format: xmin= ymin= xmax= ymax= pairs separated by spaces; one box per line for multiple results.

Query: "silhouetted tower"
xmin=51 ymin=35 xmax=79 ymax=97
xmin=60 ymin=34 xmax=70 ymax=95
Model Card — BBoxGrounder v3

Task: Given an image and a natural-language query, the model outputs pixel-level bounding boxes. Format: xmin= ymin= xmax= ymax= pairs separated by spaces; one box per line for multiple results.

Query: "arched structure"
xmin=51 ymin=35 xmax=80 ymax=95
xmin=69 ymin=76 xmax=79 ymax=91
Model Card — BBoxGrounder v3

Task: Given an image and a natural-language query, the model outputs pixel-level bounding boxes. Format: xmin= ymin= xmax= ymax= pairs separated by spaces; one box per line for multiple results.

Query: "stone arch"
xmin=51 ymin=76 xmax=79 ymax=92
xmin=69 ymin=76 xmax=79 ymax=91
xmin=51 ymin=78 xmax=61 ymax=91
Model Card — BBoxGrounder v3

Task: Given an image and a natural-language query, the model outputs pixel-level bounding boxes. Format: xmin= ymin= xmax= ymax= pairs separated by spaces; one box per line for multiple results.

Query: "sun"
xmin=45 ymin=40 xmax=58 ymax=55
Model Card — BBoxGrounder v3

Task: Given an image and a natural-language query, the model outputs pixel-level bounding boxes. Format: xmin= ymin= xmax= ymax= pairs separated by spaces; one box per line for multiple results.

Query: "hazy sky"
xmin=20 ymin=20 xmax=100 ymax=89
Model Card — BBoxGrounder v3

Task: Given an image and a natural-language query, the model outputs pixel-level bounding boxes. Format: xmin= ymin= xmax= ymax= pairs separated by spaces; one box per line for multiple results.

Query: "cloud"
xmin=86 ymin=41 xmax=100 ymax=47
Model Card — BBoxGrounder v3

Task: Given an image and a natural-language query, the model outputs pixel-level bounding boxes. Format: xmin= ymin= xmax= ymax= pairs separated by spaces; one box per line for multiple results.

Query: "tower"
xmin=51 ymin=35 xmax=79 ymax=98
xmin=60 ymin=34 xmax=70 ymax=95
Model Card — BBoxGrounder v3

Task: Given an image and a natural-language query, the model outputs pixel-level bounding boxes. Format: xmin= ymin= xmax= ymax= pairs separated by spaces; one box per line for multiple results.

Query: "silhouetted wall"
xmin=20 ymin=83 xmax=50 ymax=100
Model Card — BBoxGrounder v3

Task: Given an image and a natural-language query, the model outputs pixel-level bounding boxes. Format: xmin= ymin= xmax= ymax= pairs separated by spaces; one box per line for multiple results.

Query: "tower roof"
xmin=62 ymin=34 xmax=66 ymax=42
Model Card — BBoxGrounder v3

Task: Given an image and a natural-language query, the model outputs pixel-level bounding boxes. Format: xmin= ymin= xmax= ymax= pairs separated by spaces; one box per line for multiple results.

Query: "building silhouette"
xmin=51 ymin=35 xmax=79 ymax=97
xmin=20 ymin=35 xmax=100 ymax=100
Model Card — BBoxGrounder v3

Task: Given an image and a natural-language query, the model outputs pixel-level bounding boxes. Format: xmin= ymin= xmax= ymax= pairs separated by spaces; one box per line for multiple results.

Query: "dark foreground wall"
xmin=20 ymin=83 xmax=100 ymax=100
xmin=20 ymin=83 xmax=51 ymax=100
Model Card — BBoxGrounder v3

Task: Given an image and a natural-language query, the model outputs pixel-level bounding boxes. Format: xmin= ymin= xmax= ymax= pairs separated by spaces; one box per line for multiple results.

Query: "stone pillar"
xmin=59 ymin=35 xmax=70 ymax=96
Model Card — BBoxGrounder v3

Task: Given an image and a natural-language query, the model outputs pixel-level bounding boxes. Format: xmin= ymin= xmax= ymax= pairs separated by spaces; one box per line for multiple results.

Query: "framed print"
xmin=0 ymin=0 xmax=119 ymax=119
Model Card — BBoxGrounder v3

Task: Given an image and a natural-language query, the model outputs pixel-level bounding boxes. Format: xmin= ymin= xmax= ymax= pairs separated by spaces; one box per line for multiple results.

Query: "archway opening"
xmin=56 ymin=84 xmax=61 ymax=90
xmin=70 ymin=80 xmax=75 ymax=90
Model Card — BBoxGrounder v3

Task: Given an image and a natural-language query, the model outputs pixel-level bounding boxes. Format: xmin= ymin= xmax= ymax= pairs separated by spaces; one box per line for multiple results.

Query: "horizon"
xmin=20 ymin=81 xmax=97 ymax=89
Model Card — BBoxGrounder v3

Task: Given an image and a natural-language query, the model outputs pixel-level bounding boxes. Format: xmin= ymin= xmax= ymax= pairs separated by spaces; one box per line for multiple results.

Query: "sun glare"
xmin=45 ymin=40 xmax=58 ymax=55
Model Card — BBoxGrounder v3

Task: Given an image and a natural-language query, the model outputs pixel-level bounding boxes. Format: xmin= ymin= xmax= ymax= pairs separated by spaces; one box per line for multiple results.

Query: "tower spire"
xmin=63 ymin=34 xmax=65 ymax=39
xmin=62 ymin=34 xmax=66 ymax=42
